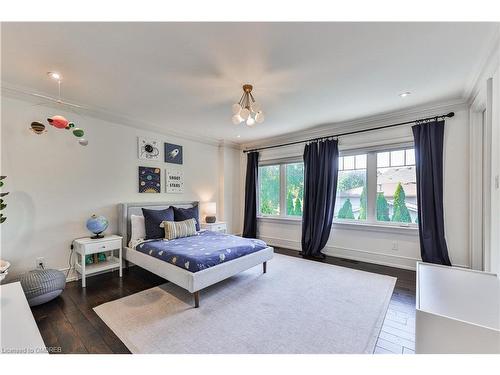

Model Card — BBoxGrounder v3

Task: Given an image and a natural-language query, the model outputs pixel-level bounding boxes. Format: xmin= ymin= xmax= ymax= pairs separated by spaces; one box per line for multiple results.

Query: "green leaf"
xmin=0 ymin=204 xmax=6 ymax=210
xmin=0 ymin=192 xmax=9 ymax=197
xmin=0 ymin=216 xmax=6 ymax=224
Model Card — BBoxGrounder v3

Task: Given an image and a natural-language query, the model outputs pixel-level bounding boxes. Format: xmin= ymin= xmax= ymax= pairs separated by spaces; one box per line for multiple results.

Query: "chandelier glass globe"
xmin=232 ymin=114 xmax=242 ymax=125
xmin=232 ymin=103 xmax=242 ymax=115
xmin=255 ymin=111 xmax=265 ymax=124
xmin=246 ymin=117 xmax=255 ymax=126
xmin=239 ymin=108 xmax=250 ymax=120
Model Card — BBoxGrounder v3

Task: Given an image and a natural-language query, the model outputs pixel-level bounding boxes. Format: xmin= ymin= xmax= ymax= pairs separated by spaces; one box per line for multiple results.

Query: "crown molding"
xmin=1 ymin=82 xmax=223 ymax=147
xmin=463 ymin=24 xmax=500 ymax=103
xmin=242 ymin=98 xmax=468 ymax=150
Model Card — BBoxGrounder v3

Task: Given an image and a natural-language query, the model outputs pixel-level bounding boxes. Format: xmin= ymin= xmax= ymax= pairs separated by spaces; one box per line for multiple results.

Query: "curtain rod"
xmin=243 ymin=111 xmax=455 ymax=154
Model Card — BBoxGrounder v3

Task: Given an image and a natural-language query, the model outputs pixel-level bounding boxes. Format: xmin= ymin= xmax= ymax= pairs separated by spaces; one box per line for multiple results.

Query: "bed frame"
xmin=118 ymin=202 xmax=273 ymax=308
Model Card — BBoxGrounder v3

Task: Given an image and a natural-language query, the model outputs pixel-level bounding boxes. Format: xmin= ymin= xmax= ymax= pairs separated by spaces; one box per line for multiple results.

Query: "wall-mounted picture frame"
xmin=138 ymin=137 xmax=161 ymax=160
xmin=166 ymin=170 xmax=184 ymax=193
xmin=138 ymin=166 xmax=161 ymax=193
xmin=164 ymin=142 xmax=183 ymax=165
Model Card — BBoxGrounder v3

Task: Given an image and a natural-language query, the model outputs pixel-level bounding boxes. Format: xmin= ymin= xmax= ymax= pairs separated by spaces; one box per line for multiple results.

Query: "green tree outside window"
xmin=391 ymin=183 xmax=412 ymax=223
xmin=337 ymin=198 xmax=355 ymax=219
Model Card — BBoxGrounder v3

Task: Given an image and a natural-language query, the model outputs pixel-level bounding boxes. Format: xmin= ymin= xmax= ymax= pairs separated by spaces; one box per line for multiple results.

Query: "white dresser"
xmin=0 ymin=282 xmax=47 ymax=354
xmin=416 ymin=262 xmax=500 ymax=353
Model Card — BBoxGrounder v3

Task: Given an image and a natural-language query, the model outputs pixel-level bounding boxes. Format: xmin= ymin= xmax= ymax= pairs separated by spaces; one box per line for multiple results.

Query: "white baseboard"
xmin=259 ymin=235 xmax=420 ymax=271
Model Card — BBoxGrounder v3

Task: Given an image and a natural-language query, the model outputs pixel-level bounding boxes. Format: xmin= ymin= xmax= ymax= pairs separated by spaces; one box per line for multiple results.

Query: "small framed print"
xmin=138 ymin=167 xmax=161 ymax=193
xmin=166 ymin=170 xmax=184 ymax=193
xmin=138 ymin=137 xmax=161 ymax=161
xmin=164 ymin=143 xmax=183 ymax=165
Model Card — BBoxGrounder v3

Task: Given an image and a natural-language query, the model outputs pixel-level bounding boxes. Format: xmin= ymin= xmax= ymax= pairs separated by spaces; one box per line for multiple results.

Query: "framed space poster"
xmin=138 ymin=137 xmax=161 ymax=160
xmin=138 ymin=166 xmax=161 ymax=193
xmin=164 ymin=142 xmax=183 ymax=165
xmin=166 ymin=170 xmax=184 ymax=193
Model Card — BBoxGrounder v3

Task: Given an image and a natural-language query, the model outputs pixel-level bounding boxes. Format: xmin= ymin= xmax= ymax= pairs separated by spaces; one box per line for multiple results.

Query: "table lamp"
xmin=204 ymin=202 xmax=217 ymax=223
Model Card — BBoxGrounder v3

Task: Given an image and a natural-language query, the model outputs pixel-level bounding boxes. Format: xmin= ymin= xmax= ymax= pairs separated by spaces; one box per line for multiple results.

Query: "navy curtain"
xmin=242 ymin=151 xmax=259 ymax=238
xmin=412 ymin=120 xmax=451 ymax=265
xmin=301 ymin=139 xmax=339 ymax=258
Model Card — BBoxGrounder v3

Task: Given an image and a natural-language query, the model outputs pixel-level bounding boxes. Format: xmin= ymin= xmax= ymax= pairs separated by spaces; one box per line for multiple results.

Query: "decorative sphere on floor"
xmin=19 ymin=269 xmax=66 ymax=306
xmin=86 ymin=214 xmax=108 ymax=239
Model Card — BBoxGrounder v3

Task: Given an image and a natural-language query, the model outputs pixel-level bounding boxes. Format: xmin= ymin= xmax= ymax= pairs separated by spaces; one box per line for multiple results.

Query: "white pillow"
xmin=130 ymin=214 xmax=146 ymax=244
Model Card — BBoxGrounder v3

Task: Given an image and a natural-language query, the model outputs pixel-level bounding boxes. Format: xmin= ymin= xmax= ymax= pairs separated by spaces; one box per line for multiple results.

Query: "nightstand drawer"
xmin=80 ymin=238 xmax=122 ymax=255
xmin=211 ymin=224 xmax=226 ymax=232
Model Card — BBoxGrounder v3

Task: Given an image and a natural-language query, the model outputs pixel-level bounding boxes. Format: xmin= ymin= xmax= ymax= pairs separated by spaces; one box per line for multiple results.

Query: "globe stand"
xmin=90 ymin=233 xmax=105 ymax=239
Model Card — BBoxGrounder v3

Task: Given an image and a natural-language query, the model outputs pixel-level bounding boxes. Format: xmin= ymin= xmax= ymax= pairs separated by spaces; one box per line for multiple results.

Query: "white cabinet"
xmin=416 ymin=262 xmax=500 ymax=353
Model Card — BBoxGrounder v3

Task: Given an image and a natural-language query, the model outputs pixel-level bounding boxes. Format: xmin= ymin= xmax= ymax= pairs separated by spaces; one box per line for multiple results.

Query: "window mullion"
xmin=280 ymin=164 xmax=286 ymax=217
xmin=367 ymin=152 xmax=377 ymax=223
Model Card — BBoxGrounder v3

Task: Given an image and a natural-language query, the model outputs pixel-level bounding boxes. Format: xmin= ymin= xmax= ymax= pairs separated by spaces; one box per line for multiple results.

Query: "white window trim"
xmin=257 ymin=143 xmax=419 ymax=233
xmin=257 ymin=158 xmax=303 ymax=220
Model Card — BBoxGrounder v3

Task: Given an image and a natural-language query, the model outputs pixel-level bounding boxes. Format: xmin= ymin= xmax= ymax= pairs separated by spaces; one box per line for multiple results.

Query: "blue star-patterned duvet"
xmin=134 ymin=231 xmax=268 ymax=273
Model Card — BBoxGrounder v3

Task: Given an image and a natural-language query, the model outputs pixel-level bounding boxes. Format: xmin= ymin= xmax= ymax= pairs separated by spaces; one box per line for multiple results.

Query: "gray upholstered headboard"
xmin=118 ymin=201 xmax=199 ymax=247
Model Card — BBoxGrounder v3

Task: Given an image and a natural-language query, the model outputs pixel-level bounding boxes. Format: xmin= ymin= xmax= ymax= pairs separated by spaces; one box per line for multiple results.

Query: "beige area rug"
xmin=94 ymin=254 xmax=396 ymax=353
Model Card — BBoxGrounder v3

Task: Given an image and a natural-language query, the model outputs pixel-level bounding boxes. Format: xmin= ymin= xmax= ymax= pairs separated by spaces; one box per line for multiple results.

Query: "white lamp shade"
xmin=246 ymin=117 xmax=255 ymax=126
xmin=251 ymin=102 xmax=261 ymax=113
xmin=203 ymin=202 xmax=217 ymax=216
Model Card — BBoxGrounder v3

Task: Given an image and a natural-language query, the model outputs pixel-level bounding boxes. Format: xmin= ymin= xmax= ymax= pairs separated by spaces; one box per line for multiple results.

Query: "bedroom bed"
xmin=118 ymin=201 xmax=274 ymax=307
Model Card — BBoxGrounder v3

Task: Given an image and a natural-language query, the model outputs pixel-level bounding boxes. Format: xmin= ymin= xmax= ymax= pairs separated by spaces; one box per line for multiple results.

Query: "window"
xmin=259 ymin=165 xmax=280 ymax=215
xmin=286 ymin=163 xmax=304 ymax=216
xmin=335 ymin=154 xmax=367 ymax=221
xmin=376 ymin=148 xmax=417 ymax=224
xmin=258 ymin=145 xmax=417 ymax=229
xmin=258 ymin=162 xmax=304 ymax=217
xmin=334 ymin=146 xmax=417 ymax=227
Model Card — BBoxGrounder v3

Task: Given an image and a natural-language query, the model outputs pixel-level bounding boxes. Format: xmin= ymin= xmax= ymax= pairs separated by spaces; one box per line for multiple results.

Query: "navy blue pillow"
xmin=173 ymin=205 xmax=200 ymax=231
xmin=142 ymin=207 xmax=174 ymax=239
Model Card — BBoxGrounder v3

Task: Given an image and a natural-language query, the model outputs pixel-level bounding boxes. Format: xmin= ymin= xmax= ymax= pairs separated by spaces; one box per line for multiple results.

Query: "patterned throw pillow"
xmin=162 ymin=218 xmax=197 ymax=240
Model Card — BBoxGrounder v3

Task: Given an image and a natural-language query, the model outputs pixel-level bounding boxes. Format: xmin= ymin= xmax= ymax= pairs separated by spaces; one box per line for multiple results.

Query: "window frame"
xmin=333 ymin=143 xmax=418 ymax=229
xmin=256 ymin=143 xmax=418 ymax=233
xmin=257 ymin=158 xmax=304 ymax=220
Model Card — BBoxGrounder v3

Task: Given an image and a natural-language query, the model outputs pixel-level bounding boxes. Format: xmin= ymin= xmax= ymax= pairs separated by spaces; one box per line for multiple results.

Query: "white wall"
xmin=245 ymin=103 xmax=471 ymax=270
xmin=0 ymin=96 xmax=240 ymax=279
xmin=218 ymin=144 xmax=243 ymax=235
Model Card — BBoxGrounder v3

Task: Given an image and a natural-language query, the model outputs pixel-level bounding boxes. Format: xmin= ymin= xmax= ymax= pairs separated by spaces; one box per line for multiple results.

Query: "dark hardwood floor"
xmin=31 ymin=249 xmax=416 ymax=354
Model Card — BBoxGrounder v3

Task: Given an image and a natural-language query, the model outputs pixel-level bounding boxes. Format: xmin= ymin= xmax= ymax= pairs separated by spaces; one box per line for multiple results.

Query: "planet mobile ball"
xmin=47 ymin=115 xmax=69 ymax=129
xmin=78 ymin=138 xmax=88 ymax=146
xmin=65 ymin=122 xmax=75 ymax=130
xmin=30 ymin=121 xmax=46 ymax=134
xmin=72 ymin=128 xmax=84 ymax=137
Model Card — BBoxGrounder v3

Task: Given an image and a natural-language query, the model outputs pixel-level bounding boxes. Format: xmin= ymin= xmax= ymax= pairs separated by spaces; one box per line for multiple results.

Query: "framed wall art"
xmin=164 ymin=142 xmax=183 ymax=165
xmin=138 ymin=166 xmax=161 ymax=193
xmin=138 ymin=137 xmax=161 ymax=160
xmin=166 ymin=170 xmax=184 ymax=193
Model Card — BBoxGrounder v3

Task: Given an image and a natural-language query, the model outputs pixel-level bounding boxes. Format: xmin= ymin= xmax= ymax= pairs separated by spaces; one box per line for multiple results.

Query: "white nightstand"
xmin=201 ymin=221 xmax=227 ymax=233
xmin=73 ymin=235 xmax=123 ymax=288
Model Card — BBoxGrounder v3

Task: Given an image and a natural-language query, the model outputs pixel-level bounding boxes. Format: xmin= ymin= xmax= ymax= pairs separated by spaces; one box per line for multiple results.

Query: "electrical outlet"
xmin=36 ymin=257 xmax=45 ymax=269
xmin=392 ymin=241 xmax=398 ymax=251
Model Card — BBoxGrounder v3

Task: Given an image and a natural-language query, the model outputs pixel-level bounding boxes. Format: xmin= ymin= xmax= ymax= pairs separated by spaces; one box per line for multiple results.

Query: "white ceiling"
xmin=1 ymin=22 xmax=498 ymax=144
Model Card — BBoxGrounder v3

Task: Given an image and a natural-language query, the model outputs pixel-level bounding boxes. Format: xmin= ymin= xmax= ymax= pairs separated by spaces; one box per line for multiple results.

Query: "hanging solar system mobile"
xmin=30 ymin=115 xmax=88 ymax=146
xmin=28 ymin=71 xmax=89 ymax=146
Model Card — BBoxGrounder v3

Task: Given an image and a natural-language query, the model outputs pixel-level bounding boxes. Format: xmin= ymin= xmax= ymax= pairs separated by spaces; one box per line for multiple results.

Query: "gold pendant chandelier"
xmin=231 ymin=84 xmax=265 ymax=126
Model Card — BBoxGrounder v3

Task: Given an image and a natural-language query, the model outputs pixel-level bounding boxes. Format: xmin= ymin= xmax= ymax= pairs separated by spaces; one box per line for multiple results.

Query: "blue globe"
xmin=86 ymin=214 xmax=109 ymax=238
